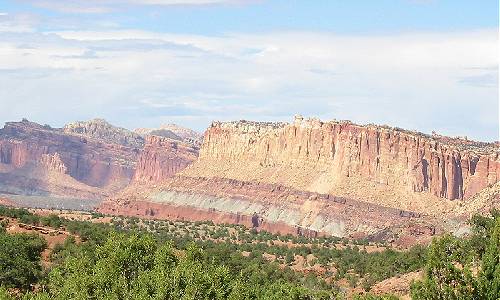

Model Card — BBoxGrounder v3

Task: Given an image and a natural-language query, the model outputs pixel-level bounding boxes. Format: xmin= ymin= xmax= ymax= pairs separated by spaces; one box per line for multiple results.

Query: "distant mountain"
xmin=0 ymin=118 xmax=199 ymax=205
xmin=159 ymin=124 xmax=202 ymax=142
xmin=148 ymin=129 xmax=183 ymax=141
xmin=64 ymin=118 xmax=145 ymax=148
xmin=135 ymin=124 xmax=202 ymax=147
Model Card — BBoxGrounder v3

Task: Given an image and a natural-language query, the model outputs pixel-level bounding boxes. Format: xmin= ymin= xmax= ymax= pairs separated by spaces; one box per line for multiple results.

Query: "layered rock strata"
xmin=0 ymin=120 xmax=140 ymax=199
xmin=100 ymin=176 xmax=438 ymax=244
xmin=185 ymin=116 xmax=499 ymax=207
xmin=102 ymin=116 xmax=499 ymax=241
xmin=133 ymin=135 xmax=199 ymax=182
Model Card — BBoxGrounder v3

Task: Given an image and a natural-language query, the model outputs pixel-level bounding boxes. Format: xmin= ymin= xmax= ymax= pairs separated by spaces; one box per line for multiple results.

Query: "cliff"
xmin=100 ymin=116 xmax=500 ymax=242
xmin=182 ymin=116 xmax=499 ymax=208
xmin=0 ymin=119 xmax=141 ymax=199
xmin=133 ymin=135 xmax=198 ymax=182
xmin=38 ymin=153 xmax=68 ymax=174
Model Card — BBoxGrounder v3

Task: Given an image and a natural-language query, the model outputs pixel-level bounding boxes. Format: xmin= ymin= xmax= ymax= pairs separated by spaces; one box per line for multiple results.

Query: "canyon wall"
xmin=0 ymin=120 xmax=140 ymax=198
xmin=133 ymin=135 xmax=199 ymax=182
xmin=101 ymin=116 xmax=499 ymax=241
xmin=0 ymin=119 xmax=200 ymax=202
xmin=101 ymin=176 xmax=439 ymax=245
xmin=183 ymin=116 xmax=499 ymax=207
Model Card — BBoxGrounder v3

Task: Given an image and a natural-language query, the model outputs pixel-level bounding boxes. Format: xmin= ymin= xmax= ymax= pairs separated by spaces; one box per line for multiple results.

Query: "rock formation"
xmin=0 ymin=118 xmax=200 ymax=204
xmin=100 ymin=116 xmax=499 ymax=242
xmin=133 ymin=135 xmax=199 ymax=182
xmin=100 ymin=175 xmax=441 ymax=244
xmin=135 ymin=124 xmax=202 ymax=147
xmin=64 ymin=118 xmax=145 ymax=148
xmin=0 ymin=119 xmax=140 ymax=199
xmin=38 ymin=153 xmax=68 ymax=174
xmin=185 ymin=116 xmax=499 ymax=205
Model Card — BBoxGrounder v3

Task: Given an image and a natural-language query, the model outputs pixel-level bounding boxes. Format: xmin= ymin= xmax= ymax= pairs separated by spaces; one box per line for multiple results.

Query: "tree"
xmin=412 ymin=212 xmax=500 ymax=300
xmin=0 ymin=232 xmax=46 ymax=290
xmin=478 ymin=219 xmax=500 ymax=299
xmin=411 ymin=234 xmax=478 ymax=299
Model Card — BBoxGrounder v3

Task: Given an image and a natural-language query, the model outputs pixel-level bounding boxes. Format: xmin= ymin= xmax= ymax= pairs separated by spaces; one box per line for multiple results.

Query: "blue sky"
xmin=0 ymin=0 xmax=498 ymax=140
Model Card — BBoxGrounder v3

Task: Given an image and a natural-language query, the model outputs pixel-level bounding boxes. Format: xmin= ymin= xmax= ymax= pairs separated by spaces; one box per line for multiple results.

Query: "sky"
xmin=0 ymin=0 xmax=498 ymax=141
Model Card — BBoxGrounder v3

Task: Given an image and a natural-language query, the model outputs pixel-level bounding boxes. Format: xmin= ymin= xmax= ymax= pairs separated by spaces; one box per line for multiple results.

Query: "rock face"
xmin=0 ymin=119 xmax=200 ymax=204
xmin=64 ymin=119 xmax=145 ymax=148
xmin=134 ymin=135 xmax=199 ymax=182
xmin=38 ymin=153 xmax=68 ymax=174
xmin=101 ymin=116 xmax=499 ymax=242
xmin=101 ymin=176 xmax=440 ymax=244
xmin=0 ymin=119 xmax=141 ymax=199
xmin=186 ymin=116 xmax=499 ymax=205
xmin=103 ymin=116 xmax=500 ymax=242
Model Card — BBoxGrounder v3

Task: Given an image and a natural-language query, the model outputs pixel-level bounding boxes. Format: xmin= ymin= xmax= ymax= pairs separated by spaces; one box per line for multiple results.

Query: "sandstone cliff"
xmin=182 ymin=116 xmax=499 ymax=210
xmin=0 ymin=119 xmax=141 ymax=199
xmin=100 ymin=116 xmax=499 ymax=241
xmin=133 ymin=135 xmax=198 ymax=182
xmin=38 ymin=153 xmax=67 ymax=174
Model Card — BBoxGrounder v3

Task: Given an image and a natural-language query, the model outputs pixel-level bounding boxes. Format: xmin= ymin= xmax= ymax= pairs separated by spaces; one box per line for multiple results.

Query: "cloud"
xmin=458 ymin=72 xmax=498 ymax=88
xmin=0 ymin=28 xmax=497 ymax=140
xmin=32 ymin=2 xmax=111 ymax=14
xmin=128 ymin=0 xmax=244 ymax=4
xmin=0 ymin=12 xmax=38 ymax=32
xmin=20 ymin=0 xmax=252 ymax=14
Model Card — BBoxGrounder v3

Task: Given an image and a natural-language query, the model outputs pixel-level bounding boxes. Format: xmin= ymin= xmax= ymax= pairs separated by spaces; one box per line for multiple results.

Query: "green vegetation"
xmin=40 ymin=233 xmax=332 ymax=300
xmin=411 ymin=210 xmax=500 ymax=299
xmin=108 ymin=216 xmax=426 ymax=290
xmin=0 ymin=207 xmax=335 ymax=299
xmin=0 ymin=227 xmax=46 ymax=290
xmin=0 ymin=205 xmax=498 ymax=299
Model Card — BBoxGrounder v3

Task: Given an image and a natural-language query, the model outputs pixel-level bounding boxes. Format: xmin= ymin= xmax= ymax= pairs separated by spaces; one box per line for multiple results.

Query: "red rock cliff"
xmin=133 ymin=135 xmax=198 ymax=182
xmin=184 ymin=116 xmax=499 ymax=203
xmin=0 ymin=120 xmax=140 ymax=197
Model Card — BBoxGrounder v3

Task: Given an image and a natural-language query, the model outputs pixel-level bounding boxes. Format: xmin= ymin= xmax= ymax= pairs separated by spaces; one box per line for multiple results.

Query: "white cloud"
xmin=0 ymin=28 xmax=497 ymax=140
xmin=31 ymin=2 xmax=112 ymax=14
xmin=0 ymin=13 xmax=38 ymax=32
xmin=129 ymin=0 xmax=240 ymax=4
xmin=21 ymin=0 xmax=249 ymax=14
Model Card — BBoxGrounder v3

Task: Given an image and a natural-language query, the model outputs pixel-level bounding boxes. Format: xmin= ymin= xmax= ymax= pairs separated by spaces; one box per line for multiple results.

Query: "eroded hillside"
xmin=100 ymin=116 xmax=499 ymax=242
xmin=0 ymin=119 xmax=198 ymax=203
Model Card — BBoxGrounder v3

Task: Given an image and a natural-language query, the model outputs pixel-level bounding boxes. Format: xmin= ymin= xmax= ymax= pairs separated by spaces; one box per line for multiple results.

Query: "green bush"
xmin=0 ymin=231 xmax=46 ymax=290
xmin=37 ymin=233 xmax=332 ymax=300
xmin=411 ymin=212 xmax=500 ymax=299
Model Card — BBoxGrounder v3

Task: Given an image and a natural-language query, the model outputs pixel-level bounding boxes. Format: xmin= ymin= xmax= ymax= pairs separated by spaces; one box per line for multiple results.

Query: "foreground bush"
xmin=30 ymin=233 xmax=331 ymax=300
xmin=0 ymin=230 xmax=46 ymax=290
xmin=411 ymin=212 xmax=500 ymax=299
